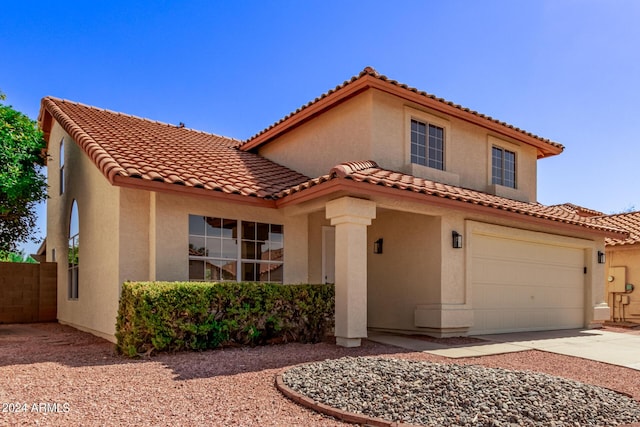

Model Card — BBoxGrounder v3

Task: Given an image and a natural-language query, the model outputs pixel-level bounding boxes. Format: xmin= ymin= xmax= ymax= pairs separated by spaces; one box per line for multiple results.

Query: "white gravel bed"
xmin=283 ymin=356 xmax=640 ymax=426
xmin=1 ymin=323 xmax=639 ymax=426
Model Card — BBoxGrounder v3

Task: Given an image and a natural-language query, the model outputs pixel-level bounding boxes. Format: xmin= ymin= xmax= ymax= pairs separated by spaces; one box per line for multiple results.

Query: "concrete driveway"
xmin=368 ymin=328 xmax=640 ymax=370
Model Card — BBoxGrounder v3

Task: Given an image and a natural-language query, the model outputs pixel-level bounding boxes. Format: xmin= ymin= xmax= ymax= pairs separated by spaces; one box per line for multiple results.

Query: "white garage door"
xmin=470 ymin=234 xmax=585 ymax=335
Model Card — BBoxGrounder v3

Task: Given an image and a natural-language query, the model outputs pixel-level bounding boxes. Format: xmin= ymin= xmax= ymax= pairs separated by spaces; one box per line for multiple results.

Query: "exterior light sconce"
xmin=452 ymin=231 xmax=463 ymax=249
xmin=597 ymin=251 xmax=606 ymax=264
xmin=374 ymin=238 xmax=383 ymax=254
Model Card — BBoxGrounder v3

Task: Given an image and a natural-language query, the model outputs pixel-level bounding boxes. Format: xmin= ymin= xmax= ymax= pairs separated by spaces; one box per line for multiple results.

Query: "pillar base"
xmin=336 ymin=337 xmax=362 ymax=347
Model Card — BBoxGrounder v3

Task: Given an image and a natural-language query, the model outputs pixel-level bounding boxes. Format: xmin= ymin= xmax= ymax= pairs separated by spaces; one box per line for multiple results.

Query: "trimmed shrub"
xmin=115 ymin=281 xmax=334 ymax=357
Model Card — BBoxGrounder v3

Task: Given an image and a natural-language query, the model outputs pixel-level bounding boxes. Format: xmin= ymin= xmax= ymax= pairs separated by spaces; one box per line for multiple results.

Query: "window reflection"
xmin=188 ymin=215 xmax=283 ymax=283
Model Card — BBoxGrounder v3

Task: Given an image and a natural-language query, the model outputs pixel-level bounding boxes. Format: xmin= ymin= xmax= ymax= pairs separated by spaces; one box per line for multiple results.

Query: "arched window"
xmin=59 ymin=138 xmax=65 ymax=195
xmin=68 ymin=200 xmax=79 ymax=299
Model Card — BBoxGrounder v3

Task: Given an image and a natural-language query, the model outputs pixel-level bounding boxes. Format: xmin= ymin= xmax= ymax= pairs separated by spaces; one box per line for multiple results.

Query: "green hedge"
xmin=115 ymin=281 xmax=334 ymax=357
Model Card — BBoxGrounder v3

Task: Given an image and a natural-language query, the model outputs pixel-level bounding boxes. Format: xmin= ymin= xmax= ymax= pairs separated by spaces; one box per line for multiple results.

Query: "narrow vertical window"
xmin=492 ymin=146 xmax=517 ymax=188
xmin=68 ymin=200 xmax=79 ymax=299
xmin=59 ymin=138 xmax=65 ymax=195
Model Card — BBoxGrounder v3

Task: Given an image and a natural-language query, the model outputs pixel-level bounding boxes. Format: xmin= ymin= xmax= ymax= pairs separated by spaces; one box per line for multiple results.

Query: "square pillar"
xmin=326 ymin=197 xmax=376 ymax=347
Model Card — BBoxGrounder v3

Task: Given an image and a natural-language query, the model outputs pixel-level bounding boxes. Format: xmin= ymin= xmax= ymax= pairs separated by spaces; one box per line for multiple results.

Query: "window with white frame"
xmin=411 ymin=119 xmax=444 ymax=170
xmin=59 ymin=138 xmax=65 ymax=195
xmin=188 ymin=215 xmax=284 ymax=283
xmin=492 ymin=146 xmax=516 ymax=188
xmin=68 ymin=200 xmax=79 ymax=299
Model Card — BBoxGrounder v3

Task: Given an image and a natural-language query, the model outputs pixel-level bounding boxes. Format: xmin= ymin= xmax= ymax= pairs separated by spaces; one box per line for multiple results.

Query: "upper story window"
xmin=188 ymin=215 xmax=284 ymax=283
xmin=410 ymin=119 xmax=444 ymax=170
xmin=59 ymin=138 xmax=65 ymax=195
xmin=492 ymin=146 xmax=516 ymax=188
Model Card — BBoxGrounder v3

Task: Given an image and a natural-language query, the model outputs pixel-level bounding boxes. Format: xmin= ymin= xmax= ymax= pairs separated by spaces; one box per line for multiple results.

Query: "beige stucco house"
xmin=38 ymin=67 xmax=627 ymax=346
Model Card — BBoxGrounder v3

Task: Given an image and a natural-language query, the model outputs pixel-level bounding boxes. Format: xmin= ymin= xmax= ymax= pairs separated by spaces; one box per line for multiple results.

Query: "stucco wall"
xmin=606 ymin=245 xmax=640 ymax=323
xmin=118 ymin=188 xmax=150 ymax=287
xmin=307 ymin=210 xmax=329 ymax=284
xmin=366 ymin=210 xmax=442 ymax=330
xmin=258 ymin=92 xmax=374 ymax=178
xmin=46 ymin=123 xmax=121 ymax=341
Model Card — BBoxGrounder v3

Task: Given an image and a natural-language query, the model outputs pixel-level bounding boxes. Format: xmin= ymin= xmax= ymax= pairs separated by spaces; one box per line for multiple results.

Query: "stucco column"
xmin=326 ymin=197 xmax=376 ymax=347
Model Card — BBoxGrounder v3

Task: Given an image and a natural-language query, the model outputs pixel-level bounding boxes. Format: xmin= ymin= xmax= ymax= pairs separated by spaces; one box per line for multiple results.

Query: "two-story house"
xmin=38 ymin=67 xmax=626 ymax=346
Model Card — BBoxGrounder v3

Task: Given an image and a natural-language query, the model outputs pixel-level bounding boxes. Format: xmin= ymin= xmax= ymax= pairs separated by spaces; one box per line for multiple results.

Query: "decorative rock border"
xmin=275 ymin=370 xmax=421 ymax=427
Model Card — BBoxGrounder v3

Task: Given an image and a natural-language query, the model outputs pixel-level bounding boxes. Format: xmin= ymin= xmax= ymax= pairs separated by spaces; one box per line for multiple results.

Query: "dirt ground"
xmin=1 ymin=322 xmax=638 ymax=426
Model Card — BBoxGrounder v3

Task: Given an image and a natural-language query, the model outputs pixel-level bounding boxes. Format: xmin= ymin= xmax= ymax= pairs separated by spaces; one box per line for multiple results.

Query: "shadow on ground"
xmin=0 ymin=322 xmax=410 ymax=379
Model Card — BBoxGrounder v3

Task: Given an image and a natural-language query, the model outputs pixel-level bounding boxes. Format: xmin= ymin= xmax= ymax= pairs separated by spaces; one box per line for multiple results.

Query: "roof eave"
xmin=113 ymin=175 xmax=278 ymax=208
xmin=276 ymin=177 xmax=625 ymax=239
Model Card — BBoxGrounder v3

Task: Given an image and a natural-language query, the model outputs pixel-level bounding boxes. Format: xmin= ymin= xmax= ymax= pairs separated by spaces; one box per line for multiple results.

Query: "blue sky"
xmin=2 ymin=0 xmax=639 ymax=255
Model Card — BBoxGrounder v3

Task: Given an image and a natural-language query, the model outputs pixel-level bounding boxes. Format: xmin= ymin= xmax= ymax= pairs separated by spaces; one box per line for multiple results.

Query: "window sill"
xmin=409 ymin=163 xmax=460 ymax=186
xmin=487 ymin=183 xmax=530 ymax=202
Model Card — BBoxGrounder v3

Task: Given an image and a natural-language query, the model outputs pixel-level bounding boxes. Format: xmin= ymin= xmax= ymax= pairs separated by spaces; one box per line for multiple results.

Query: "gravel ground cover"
xmin=1 ymin=322 xmax=639 ymax=426
xmin=283 ymin=357 xmax=640 ymax=426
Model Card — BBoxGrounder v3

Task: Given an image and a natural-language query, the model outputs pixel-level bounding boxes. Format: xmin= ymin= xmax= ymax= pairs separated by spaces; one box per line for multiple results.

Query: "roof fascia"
xmin=276 ymin=178 xmax=626 ymax=239
xmin=112 ymin=175 xmax=277 ymax=208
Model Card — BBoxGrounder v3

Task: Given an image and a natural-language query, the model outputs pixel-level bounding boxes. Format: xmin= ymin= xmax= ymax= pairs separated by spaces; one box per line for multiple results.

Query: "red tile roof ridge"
xmin=41 ymin=96 xmax=242 ymax=144
xmin=551 ymin=202 xmax=605 ymax=217
xmin=242 ymin=67 xmax=563 ymax=151
xmin=330 ymin=160 xmax=379 ymax=178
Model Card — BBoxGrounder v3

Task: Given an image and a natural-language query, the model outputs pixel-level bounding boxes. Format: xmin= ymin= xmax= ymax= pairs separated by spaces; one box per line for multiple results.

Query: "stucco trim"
xmin=112 ymin=175 xmax=277 ymax=208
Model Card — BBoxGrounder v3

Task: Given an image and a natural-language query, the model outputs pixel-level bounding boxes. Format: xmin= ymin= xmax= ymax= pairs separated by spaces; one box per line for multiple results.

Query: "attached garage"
xmin=470 ymin=230 xmax=585 ymax=335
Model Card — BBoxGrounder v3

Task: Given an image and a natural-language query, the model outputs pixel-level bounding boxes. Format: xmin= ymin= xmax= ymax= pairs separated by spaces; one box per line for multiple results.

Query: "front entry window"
xmin=188 ymin=215 xmax=284 ymax=283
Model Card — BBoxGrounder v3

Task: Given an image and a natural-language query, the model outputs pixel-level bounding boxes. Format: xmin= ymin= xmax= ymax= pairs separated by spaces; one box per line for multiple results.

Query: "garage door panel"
xmin=471 ymin=234 xmax=585 ymax=335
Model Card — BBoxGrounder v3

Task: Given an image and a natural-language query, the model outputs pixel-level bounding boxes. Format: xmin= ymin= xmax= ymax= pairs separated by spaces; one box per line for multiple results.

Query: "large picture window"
xmin=492 ymin=146 xmax=516 ymax=188
xmin=411 ymin=119 xmax=444 ymax=170
xmin=188 ymin=216 xmax=284 ymax=283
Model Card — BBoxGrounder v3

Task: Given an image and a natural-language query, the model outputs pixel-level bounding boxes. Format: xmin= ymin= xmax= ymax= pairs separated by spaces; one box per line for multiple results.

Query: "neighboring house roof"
xmin=277 ymin=160 xmax=627 ymax=237
xmin=240 ymin=67 xmax=564 ymax=159
xmin=39 ymin=97 xmax=310 ymax=204
xmin=594 ymin=211 xmax=640 ymax=246
xmin=552 ymin=203 xmax=605 ymax=217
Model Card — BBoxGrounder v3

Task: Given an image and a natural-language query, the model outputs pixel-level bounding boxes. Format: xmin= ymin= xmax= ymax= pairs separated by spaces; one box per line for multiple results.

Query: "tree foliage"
xmin=0 ymin=93 xmax=47 ymax=253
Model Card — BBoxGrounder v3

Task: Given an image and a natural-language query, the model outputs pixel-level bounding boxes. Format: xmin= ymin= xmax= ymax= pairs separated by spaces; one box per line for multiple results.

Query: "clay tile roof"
xmin=242 ymin=67 xmax=564 ymax=156
xmin=278 ymin=161 xmax=627 ymax=236
xmin=594 ymin=211 xmax=640 ymax=246
xmin=39 ymin=97 xmax=310 ymax=200
xmin=551 ymin=203 xmax=605 ymax=217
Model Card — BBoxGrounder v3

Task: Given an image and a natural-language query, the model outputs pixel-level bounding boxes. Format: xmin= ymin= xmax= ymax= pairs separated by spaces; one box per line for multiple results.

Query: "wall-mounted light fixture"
xmin=374 ymin=238 xmax=383 ymax=254
xmin=597 ymin=251 xmax=606 ymax=264
xmin=452 ymin=231 xmax=463 ymax=249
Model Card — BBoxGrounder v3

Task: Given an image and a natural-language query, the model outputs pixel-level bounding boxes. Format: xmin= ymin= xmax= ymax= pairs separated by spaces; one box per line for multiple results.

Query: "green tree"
xmin=0 ymin=91 xmax=47 ymax=254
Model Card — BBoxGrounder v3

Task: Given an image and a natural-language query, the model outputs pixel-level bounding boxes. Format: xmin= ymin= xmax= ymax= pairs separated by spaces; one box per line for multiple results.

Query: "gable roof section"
xmin=594 ymin=211 xmax=640 ymax=246
xmin=39 ymin=97 xmax=310 ymax=203
xmin=240 ymin=67 xmax=564 ymax=159
xmin=276 ymin=161 xmax=626 ymax=238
